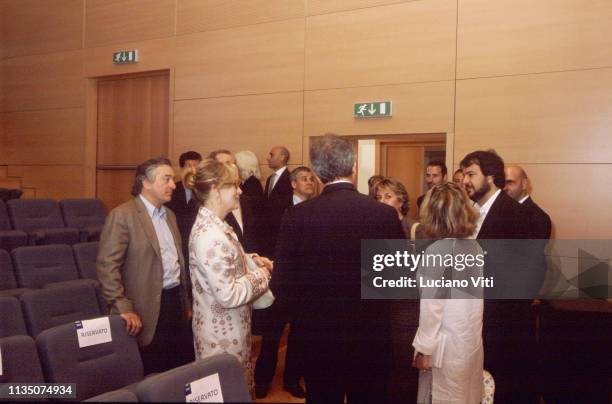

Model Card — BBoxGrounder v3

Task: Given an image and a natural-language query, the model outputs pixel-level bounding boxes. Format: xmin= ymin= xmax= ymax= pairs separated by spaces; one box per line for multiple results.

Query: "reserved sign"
xmin=185 ymin=373 xmax=224 ymax=403
xmin=75 ymin=317 xmax=112 ymax=348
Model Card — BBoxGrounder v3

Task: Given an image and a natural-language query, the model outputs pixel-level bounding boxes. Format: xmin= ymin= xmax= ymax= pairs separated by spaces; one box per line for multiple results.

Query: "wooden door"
xmin=383 ymin=144 xmax=425 ymax=220
xmin=96 ymin=72 xmax=169 ymax=210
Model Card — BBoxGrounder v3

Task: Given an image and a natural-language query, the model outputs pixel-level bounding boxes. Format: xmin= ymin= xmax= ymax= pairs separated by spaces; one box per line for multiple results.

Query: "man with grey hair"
xmin=97 ymin=157 xmax=193 ymax=375
xmin=271 ymin=134 xmax=404 ymax=403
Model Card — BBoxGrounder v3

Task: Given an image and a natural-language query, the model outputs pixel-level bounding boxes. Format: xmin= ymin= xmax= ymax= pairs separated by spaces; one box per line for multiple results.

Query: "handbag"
xmin=244 ymin=253 xmax=275 ymax=310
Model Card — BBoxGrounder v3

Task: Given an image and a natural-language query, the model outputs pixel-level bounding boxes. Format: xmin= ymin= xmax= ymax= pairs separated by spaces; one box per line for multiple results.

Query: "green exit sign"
xmin=113 ymin=50 xmax=139 ymax=64
xmin=354 ymin=101 xmax=392 ymax=118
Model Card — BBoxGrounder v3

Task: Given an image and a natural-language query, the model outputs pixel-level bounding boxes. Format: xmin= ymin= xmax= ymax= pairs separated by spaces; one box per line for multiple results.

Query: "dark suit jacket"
xmin=97 ymin=197 xmax=190 ymax=347
xmin=522 ymin=196 xmax=552 ymax=240
xmin=241 ymin=175 xmax=264 ymax=199
xmin=261 ymin=168 xmax=293 ymax=256
xmin=235 ymin=175 xmax=265 ymax=254
xmin=226 ymin=189 xmax=263 ymax=254
xmin=477 ymin=190 xmax=526 ymax=240
xmin=271 ymin=182 xmax=405 ymax=373
xmin=166 ymin=181 xmax=199 ymax=254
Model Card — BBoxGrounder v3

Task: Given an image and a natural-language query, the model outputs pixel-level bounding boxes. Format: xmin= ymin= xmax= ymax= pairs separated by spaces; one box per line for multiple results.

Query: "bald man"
xmin=504 ymin=165 xmax=551 ymax=240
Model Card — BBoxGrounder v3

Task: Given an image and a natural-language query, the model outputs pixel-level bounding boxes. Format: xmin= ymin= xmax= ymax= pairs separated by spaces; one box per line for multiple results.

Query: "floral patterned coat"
xmin=189 ymin=207 xmax=270 ymax=391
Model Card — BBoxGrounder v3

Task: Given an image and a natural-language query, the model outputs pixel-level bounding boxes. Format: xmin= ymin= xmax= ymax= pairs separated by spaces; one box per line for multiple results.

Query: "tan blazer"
xmin=96 ymin=197 xmax=190 ymax=347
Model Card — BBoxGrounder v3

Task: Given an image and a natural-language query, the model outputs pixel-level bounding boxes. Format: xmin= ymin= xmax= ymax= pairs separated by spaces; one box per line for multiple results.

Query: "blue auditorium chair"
xmin=0 ymin=335 xmax=45 ymax=383
xmin=60 ymin=199 xmax=106 ymax=242
xmin=72 ymin=242 xmax=99 ymax=282
xmin=0 ymin=200 xmax=28 ymax=251
xmin=7 ymin=199 xmax=79 ymax=246
xmin=0 ymin=296 xmax=27 ymax=337
xmin=36 ymin=315 xmax=144 ymax=401
xmin=11 ymin=244 xmax=93 ymax=289
xmin=0 ymin=249 xmax=32 ymax=298
xmin=20 ymin=283 xmax=102 ymax=338
xmin=135 ymin=353 xmax=251 ymax=403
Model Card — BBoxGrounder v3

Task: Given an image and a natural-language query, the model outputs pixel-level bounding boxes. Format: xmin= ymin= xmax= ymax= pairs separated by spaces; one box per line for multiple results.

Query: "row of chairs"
xmin=0 ymin=198 xmax=106 ymax=251
xmin=0 ymin=242 xmax=99 ymax=298
xmin=1 ymin=283 xmax=104 ymax=339
xmin=0 ymin=315 xmax=250 ymax=401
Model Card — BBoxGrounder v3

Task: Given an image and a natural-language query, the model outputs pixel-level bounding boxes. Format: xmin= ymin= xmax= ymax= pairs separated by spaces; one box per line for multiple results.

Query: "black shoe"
xmin=255 ymin=384 xmax=269 ymax=399
xmin=284 ymin=384 xmax=306 ymax=399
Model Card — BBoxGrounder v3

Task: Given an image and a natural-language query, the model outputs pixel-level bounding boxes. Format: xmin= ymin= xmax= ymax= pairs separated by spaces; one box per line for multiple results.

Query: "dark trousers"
xmin=254 ymin=305 xmax=301 ymax=387
xmin=305 ymin=366 xmax=388 ymax=404
xmin=484 ymin=300 xmax=539 ymax=404
xmin=140 ymin=286 xmax=194 ymax=375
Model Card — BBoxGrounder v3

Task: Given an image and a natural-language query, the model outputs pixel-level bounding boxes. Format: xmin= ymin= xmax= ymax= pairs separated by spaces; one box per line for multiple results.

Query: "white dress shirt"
xmin=293 ymin=193 xmax=304 ymax=205
xmin=139 ymin=195 xmax=181 ymax=289
xmin=268 ymin=166 xmax=287 ymax=195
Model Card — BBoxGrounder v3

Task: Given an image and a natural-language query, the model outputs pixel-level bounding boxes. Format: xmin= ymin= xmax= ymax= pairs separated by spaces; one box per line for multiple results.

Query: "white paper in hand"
xmin=185 ymin=373 xmax=224 ymax=403
xmin=75 ymin=317 xmax=112 ymax=348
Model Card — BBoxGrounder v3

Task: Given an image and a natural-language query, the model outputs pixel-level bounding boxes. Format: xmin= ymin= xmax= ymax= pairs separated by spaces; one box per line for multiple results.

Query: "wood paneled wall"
xmin=1 ymin=0 xmax=611 ymax=238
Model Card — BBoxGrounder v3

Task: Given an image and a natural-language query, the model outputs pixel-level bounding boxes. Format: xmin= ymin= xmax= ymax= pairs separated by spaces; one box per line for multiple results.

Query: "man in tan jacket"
xmin=97 ymin=157 xmax=193 ymax=374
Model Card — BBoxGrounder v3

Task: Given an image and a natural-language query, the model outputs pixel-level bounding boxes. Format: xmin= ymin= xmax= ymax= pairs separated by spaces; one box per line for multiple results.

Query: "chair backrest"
xmin=0 ymin=200 xmax=12 ymax=230
xmin=36 ymin=315 xmax=144 ymax=401
xmin=72 ymin=242 xmax=99 ymax=281
xmin=7 ymin=199 xmax=65 ymax=232
xmin=135 ymin=353 xmax=251 ymax=403
xmin=21 ymin=283 xmax=102 ymax=338
xmin=85 ymin=389 xmax=139 ymax=402
xmin=11 ymin=244 xmax=79 ymax=288
xmin=0 ymin=335 xmax=45 ymax=383
xmin=0 ymin=249 xmax=18 ymax=290
xmin=0 ymin=296 xmax=27 ymax=337
xmin=60 ymin=199 xmax=106 ymax=229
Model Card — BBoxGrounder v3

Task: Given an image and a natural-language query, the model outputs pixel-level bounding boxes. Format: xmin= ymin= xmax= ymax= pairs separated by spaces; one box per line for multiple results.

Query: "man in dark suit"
xmin=254 ymin=146 xmax=294 ymax=398
xmin=271 ymin=135 xmax=404 ymax=403
xmin=461 ymin=151 xmax=539 ymax=403
xmin=97 ymin=157 xmax=193 ymax=375
xmin=261 ymin=145 xmax=293 ymax=257
xmin=166 ymin=150 xmax=202 ymax=263
xmin=254 ymin=167 xmax=316 ymax=399
xmin=504 ymin=165 xmax=552 ymax=239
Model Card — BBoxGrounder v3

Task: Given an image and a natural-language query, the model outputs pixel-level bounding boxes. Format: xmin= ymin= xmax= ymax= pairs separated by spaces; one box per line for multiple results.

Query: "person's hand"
xmin=185 ymin=308 xmax=193 ymax=321
xmin=412 ymin=353 xmax=431 ymax=372
xmin=120 ymin=312 xmax=143 ymax=336
xmin=252 ymin=255 xmax=274 ymax=273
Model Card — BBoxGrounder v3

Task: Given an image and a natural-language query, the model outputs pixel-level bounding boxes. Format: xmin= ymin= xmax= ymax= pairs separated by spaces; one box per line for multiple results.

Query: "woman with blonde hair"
xmin=186 ymin=158 xmax=273 ymax=394
xmin=372 ymin=177 xmax=423 ymax=240
xmin=412 ymin=182 xmax=484 ymax=403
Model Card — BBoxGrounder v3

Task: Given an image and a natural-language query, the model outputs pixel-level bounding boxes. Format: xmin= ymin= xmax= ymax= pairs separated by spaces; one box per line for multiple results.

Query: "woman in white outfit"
xmin=186 ymin=159 xmax=273 ymax=395
xmin=412 ymin=182 xmax=484 ymax=404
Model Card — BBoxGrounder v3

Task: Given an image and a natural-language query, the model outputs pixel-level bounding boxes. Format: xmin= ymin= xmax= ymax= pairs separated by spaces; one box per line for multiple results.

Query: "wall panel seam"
xmin=0 ymin=107 xmax=85 ymax=115
xmin=174 ymin=16 xmax=305 ymax=39
xmin=307 ymin=0 xmax=422 ymax=17
xmin=173 ymin=90 xmax=305 ymax=103
xmin=303 ymin=79 xmax=455 ymax=93
xmin=456 ymin=65 xmax=612 ymax=82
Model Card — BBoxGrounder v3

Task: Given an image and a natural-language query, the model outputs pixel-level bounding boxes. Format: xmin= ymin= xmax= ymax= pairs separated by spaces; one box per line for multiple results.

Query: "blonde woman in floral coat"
xmin=186 ymin=159 xmax=273 ymax=394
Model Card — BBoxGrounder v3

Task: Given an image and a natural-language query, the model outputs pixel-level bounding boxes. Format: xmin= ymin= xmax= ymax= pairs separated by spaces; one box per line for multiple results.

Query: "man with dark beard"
xmin=460 ymin=150 xmax=539 ymax=403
